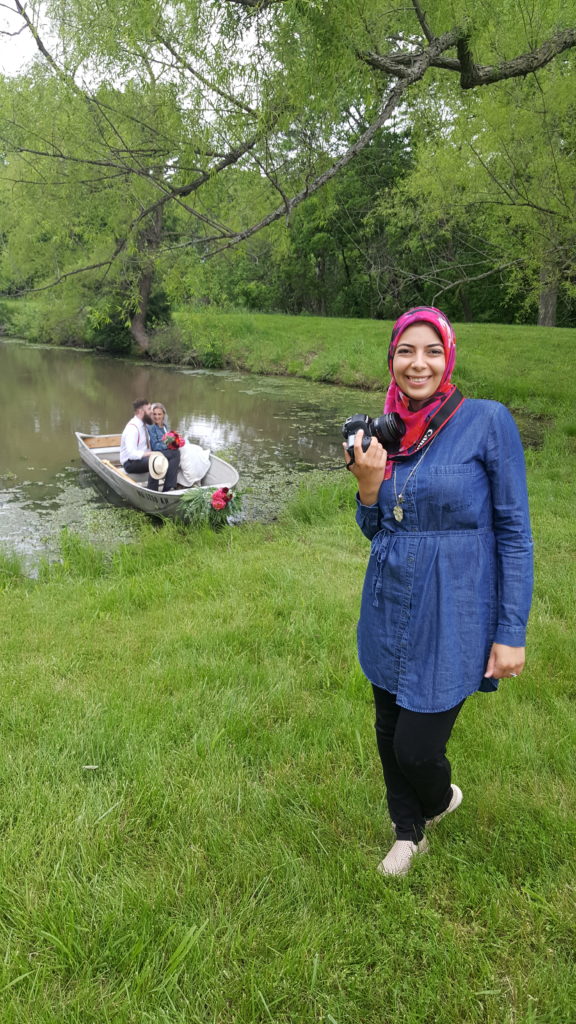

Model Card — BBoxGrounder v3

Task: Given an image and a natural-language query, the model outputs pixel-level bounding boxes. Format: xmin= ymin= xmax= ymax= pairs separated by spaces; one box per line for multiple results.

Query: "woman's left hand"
xmin=484 ymin=643 xmax=525 ymax=679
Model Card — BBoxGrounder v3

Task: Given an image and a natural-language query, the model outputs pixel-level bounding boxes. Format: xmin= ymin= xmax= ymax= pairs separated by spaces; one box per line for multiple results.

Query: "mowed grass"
xmin=0 ymin=325 xmax=575 ymax=1022
xmin=166 ymin=310 xmax=575 ymax=408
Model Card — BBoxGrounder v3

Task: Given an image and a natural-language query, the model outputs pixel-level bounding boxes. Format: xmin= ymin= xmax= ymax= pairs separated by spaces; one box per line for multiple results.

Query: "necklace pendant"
xmin=393 ymin=504 xmax=404 ymax=522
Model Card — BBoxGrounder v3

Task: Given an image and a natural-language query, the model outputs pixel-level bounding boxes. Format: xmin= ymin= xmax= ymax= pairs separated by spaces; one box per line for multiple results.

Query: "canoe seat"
xmin=101 ymin=459 xmax=139 ymax=485
xmin=83 ymin=435 xmax=122 ymax=449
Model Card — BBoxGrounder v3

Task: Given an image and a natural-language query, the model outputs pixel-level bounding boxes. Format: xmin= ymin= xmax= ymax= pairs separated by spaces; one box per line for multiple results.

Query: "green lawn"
xmin=0 ymin=320 xmax=575 ymax=1022
xmin=163 ymin=311 xmax=574 ymax=410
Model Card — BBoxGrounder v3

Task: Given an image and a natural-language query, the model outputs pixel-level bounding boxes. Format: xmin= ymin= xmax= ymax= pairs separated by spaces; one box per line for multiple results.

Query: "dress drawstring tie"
xmin=371 ymin=534 xmax=391 ymax=607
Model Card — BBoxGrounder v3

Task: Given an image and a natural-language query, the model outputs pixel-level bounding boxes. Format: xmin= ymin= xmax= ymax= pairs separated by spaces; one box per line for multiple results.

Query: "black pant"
xmin=372 ymin=685 xmax=464 ymax=843
xmin=123 ymin=449 xmax=180 ymax=491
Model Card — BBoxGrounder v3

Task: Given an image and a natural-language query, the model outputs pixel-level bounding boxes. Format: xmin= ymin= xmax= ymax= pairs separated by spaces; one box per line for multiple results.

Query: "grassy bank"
xmin=158 ymin=312 xmax=576 ymax=408
xmin=0 ymin=314 xmax=575 ymax=1021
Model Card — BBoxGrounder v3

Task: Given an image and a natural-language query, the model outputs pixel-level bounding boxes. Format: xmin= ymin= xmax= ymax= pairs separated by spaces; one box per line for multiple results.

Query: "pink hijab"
xmin=383 ymin=306 xmax=464 ymax=478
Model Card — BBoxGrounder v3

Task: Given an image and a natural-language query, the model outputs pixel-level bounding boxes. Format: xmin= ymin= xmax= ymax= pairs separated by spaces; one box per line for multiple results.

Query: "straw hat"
xmin=148 ymin=452 xmax=169 ymax=479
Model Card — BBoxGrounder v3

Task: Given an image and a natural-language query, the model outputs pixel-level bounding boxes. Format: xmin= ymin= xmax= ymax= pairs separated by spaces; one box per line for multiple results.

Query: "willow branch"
xmin=12 ymin=0 xmax=63 ymax=75
xmin=225 ymin=0 xmax=287 ymax=8
xmin=157 ymin=36 xmax=258 ymax=116
xmin=202 ymin=27 xmax=462 ymax=256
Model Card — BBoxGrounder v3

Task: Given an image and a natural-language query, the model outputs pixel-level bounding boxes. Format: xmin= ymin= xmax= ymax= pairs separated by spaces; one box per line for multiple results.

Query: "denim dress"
xmin=356 ymin=399 xmax=533 ymax=713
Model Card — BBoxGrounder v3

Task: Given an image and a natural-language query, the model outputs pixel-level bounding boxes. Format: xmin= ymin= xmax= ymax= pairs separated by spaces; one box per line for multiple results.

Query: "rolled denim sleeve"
xmin=485 ymin=404 xmax=534 ymax=645
xmin=355 ymin=494 xmax=382 ymax=541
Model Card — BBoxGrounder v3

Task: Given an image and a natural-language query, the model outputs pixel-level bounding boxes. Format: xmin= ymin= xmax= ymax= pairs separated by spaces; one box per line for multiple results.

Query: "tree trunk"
xmin=130 ymin=266 xmax=154 ymax=352
xmin=537 ymin=264 xmax=558 ymax=327
xmin=458 ymin=284 xmax=473 ymax=322
xmin=129 ymin=203 xmax=164 ymax=352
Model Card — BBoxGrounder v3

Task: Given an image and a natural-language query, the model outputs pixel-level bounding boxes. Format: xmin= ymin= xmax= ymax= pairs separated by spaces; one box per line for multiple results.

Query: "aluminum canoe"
xmin=75 ymin=432 xmax=239 ymax=517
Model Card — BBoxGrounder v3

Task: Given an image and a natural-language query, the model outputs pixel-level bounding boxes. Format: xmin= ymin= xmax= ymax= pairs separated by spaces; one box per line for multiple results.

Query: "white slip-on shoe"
xmin=426 ymin=785 xmax=463 ymax=827
xmin=376 ymin=837 xmax=429 ymax=877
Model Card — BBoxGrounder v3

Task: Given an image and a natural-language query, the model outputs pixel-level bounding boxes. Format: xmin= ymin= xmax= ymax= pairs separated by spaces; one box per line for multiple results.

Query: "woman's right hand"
xmin=343 ymin=430 xmax=387 ymax=506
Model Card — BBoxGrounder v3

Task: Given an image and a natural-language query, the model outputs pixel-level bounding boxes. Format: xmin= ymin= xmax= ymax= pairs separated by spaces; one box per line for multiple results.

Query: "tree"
xmin=1 ymin=0 xmax=575 ymax=343
xmin=381 ymin=57 xmax=576 ymax=325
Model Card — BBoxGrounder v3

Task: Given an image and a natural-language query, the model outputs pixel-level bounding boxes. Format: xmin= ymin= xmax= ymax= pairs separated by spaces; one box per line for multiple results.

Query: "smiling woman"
xmin=391 ymin=324 xmax=446 ymax=408
xmin=344 ymin=306 xmax=534 ymax=878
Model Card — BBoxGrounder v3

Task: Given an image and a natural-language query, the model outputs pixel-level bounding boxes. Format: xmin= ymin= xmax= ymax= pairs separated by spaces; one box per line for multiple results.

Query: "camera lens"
xmin=371 ymin=413 xmax=406 ymax=455
xmin=341 ymin=412 xmax=406 ymax=465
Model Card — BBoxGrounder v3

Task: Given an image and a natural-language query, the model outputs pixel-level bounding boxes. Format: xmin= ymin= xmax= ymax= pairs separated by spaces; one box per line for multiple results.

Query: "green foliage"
xmin=86 ymin=288 xmax=171 ymax=353
xmin=387 ymin=62 xmax=576 ymax=325
xmin=0 ymin=298 xmax=15 ymax=332
xmin=1 ymin=0 xmax=576 ymax=333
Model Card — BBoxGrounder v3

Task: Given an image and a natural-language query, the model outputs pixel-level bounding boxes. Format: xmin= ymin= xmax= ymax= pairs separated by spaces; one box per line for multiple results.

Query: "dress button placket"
xmin=396 ymin=467 xmax=419 ymax=701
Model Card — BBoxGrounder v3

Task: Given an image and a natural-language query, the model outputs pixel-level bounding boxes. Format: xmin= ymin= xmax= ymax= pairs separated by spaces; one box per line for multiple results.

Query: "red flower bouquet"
xmin=210 ymin=487 xmax=233 ymax=511
xmin=162 ymin=431 xmax=186 ymax=450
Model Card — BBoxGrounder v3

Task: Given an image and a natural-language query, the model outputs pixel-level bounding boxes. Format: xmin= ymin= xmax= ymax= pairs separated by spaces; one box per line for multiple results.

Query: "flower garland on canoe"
xmin=178 ymin=485 xmax=242 ymax=530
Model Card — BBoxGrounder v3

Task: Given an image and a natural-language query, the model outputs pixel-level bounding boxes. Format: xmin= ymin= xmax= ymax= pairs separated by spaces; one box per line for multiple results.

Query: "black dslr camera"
xmin=342 ymin=413 xmax=405 ymax=466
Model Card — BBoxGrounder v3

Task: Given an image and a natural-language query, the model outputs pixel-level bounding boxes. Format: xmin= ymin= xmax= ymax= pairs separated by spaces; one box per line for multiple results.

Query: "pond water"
xmin=0 ymin=340 xmax=381 ymax=562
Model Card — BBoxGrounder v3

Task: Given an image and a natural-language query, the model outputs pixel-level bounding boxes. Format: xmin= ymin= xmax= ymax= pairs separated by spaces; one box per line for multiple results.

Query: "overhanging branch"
xmin=360 ymin=26 xmax=576 ymax=88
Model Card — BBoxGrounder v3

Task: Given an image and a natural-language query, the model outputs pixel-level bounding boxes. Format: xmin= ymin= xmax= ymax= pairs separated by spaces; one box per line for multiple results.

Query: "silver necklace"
xmin=392 ymin=438 xmax=436 ymax=522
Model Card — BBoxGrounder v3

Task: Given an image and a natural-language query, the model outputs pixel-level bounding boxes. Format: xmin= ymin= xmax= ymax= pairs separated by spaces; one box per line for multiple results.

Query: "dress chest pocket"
xmin=427 ymin=464 xmax=475 ymax=512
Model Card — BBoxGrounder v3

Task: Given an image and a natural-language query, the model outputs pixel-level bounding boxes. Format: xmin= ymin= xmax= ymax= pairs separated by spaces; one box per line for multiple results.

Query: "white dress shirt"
xmin=120 ymin=416 xmax=150 ymax=464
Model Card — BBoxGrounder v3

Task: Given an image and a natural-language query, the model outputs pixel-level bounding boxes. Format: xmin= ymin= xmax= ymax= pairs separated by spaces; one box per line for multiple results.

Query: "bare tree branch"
xmin=467 ymin=142 xmax=566 ymax=218
xmin=411 ymin=0 xmax=434 ymax=43
xmin=12 ymin=0 xmax=63 ymax=75
xmin=456 ymin=28 xmax=576 ymax=88
xmin=13 ymin=255 xmax=119 ymax=295
xmin=1 ymin=139 xmax=168 ymax=185
xmin=360 ymin=49 xmax=461 ymax=75
xmin=0 ymin=21 xmax=25 ymax=36
xmin=252 ymin=153 xmax=292 ymax=220
xmin=431 ymin=255 xmax=540 ymax=303
xmin=361 ymin=27 xmax=576 ymax=88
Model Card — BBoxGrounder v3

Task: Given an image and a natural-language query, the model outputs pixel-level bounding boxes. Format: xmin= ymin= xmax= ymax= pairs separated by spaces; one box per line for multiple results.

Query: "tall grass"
xmin=0 ymin=548 xmax=23 ymax=590
xmin=0 ymin=325 xmax=574 ymax=1022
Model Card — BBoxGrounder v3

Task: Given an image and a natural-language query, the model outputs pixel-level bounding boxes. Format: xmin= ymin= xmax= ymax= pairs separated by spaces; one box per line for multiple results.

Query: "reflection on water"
xmin=0 ymin=341 xmax=383 ymax=562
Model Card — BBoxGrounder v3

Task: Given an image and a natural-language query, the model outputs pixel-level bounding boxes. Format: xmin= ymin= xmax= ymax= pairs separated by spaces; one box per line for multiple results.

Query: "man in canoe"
xmin=120 ymin=399 xmax=180 ymax=491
